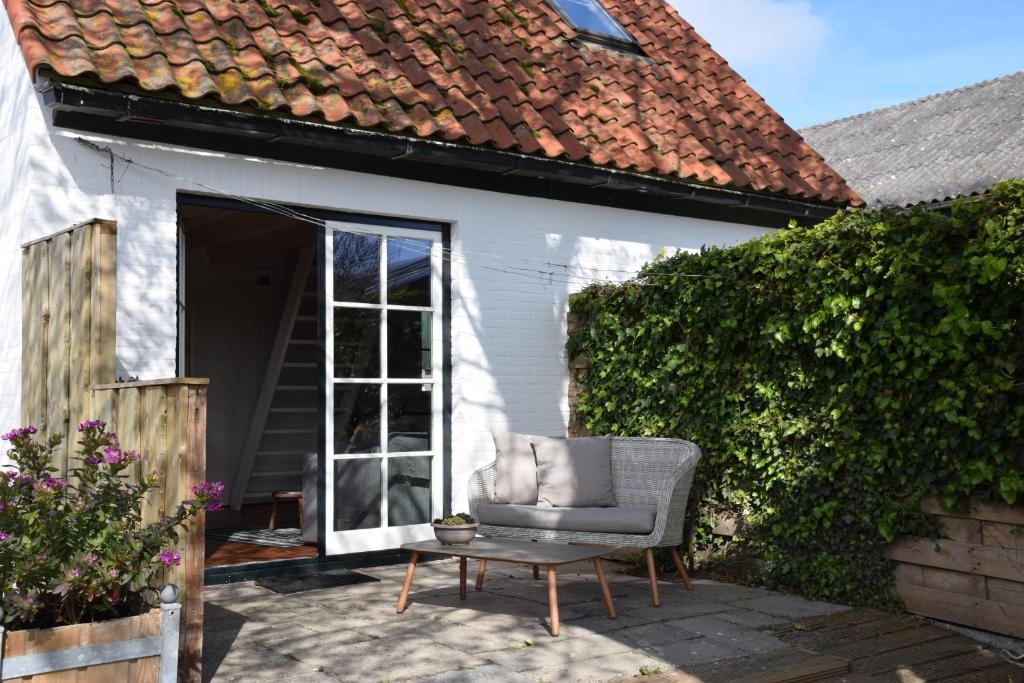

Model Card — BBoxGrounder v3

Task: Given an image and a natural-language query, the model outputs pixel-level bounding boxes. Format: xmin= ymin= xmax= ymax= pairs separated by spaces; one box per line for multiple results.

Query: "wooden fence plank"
xmin=140 ymin=387 xmax=168 ymax=526
xmin=181 ymin=385 xmax=207 ymax=683
xmin=46 ymin=232 xmax=72 ymax=473
xmin=894 ymin=579 xmax=1024 ymax=639
xmin=90 ymin=221 xmax=117 ymax=386
xmin=987 ymin=577 xmax=1024 ymax=606
xmin=22 ymin=241 xmax=49 ymax=432
xmin=888 ymin=537 xmax=1024 ymax=583
xmin=116 ymin=387 xmax=142 ymax=486
xmin=68 ymin=225 xmax=94 ymax=459
xmin=921 ymin=498 xmax=1024 ymax=526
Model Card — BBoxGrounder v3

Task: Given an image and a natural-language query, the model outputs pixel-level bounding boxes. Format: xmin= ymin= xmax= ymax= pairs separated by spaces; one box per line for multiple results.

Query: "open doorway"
xmin=179 ymin=200 xmax=319 ymax=567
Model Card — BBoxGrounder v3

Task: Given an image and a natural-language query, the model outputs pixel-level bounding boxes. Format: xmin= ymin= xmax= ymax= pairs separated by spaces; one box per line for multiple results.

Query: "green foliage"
xmin=567 ymin=180 xmax=1024 ymax=604
xmin=434 ymin=512 xmax=476 ymax=526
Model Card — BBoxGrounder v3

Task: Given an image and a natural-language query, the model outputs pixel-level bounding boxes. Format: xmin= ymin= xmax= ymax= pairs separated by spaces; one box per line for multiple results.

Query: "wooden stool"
xmin=269 ymin=491 xmax=303 ymax=532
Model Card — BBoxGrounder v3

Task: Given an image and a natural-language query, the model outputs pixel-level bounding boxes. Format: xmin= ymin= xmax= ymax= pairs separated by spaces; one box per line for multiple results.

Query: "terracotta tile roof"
xmin=4 ymin=0 xmax=862 ymax=205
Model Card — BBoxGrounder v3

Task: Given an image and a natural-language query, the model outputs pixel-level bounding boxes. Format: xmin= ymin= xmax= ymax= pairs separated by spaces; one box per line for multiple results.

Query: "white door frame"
xmin=323 ymin=221 xmax=444 ymax=555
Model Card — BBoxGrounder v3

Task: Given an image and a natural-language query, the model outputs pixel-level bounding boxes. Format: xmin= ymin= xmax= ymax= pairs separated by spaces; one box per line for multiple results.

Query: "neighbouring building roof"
xmin=801 ymin=71 xmax=1024 ymax=208
xmin=4 ymin=0 xmax=861 ymax=207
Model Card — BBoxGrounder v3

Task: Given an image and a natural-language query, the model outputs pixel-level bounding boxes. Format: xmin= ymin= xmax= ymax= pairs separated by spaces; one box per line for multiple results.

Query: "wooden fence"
xmin=891 ymin=499 xmax=1024 ymax=638
xmin=91 ymin=378 xmax=208 ymax=682
xmin=21 ymin=220 xmax=209 ymax=682
xmin=22 ymin=218 xmax=116 ymax=470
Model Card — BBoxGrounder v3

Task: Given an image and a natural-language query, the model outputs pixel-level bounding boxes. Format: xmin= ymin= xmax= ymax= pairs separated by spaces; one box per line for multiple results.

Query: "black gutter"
xmin=42 ymin=80 xmax=844 ymax=228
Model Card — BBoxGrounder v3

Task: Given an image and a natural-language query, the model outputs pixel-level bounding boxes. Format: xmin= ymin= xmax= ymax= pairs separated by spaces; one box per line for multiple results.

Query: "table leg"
xmin=475 ymin=559 xmax=487 ymax=591
xmin=459 ymin=556 xmax=468 ymax=600
xmin=396 ymin=551 xmax=420 ymax=614
xmin=547 ymin=565 xmax=560 ymax=637
xmin=592 ymin=558 xmax=616 ymax=619
xmin=268 ymin=496 xmax=278 ymax=531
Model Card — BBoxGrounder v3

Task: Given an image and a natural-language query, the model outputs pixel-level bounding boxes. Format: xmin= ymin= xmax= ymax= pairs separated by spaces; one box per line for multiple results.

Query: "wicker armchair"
xmin=468 ymin=437 xmax=702 ymax=606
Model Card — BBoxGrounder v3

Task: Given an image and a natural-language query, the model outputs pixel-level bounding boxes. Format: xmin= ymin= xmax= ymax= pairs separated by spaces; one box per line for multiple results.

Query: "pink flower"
xmin=69 ymin=567 xmax=82 ymax=578
xmin=81 ymin=553 xmax=97 ymax=565
xmin=158 ymin=549 xmax=181 ymax=566
xmin=108 ymin=568 xmax=119 ymax=578
xmin=192 ymin=481 xmax=225 ymax=511
xmin=76 ymin=419 xmax=107 ymax=433
xmin=2 ymin=426 xmax=37 ymax=441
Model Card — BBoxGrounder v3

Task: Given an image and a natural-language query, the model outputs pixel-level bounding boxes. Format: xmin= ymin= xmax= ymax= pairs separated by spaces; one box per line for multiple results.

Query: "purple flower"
xmin=76 ymin=419 xmax=107 ymax=433
xmin=2 ymin=426 xmax=37 ymax=441
xmin=39 ymin=476 xmax=67 ymax=491
xmin=69 ymin=567 xmax=82 ymax=578
xmin=108 ymin=568 xmax=119 ymax=578
xmin=84 ymin=455 xmax=103 ymax=465
xmin=158 ymin=549 xmax=181 ymax=567
xmin=0 ymin=531 xmax=10 ymax=542
xmin=103 ymin=446 xmax=140 ymax=465
xmin=192 ymin=481 xmax=225 ymax=511
xmin=81 ymin=553 xmax=97 ymax=565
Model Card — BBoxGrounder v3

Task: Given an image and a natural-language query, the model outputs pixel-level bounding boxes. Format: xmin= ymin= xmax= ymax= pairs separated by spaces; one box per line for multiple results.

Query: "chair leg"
xmin=668 ymin=546 xmax=693 ymax=591
xmin=645 ymin=548 xmax=661 ymax=607
xmin=296 ymin=497 xmax=304 ymax=534
xmin=532 ymin=564 xmax=540 ymax=580
xmin=268 ymin=495 xmax=278 ymax=531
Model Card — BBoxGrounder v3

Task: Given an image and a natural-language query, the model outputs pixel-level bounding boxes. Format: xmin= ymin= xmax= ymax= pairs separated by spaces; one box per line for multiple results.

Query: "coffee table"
xmin=396 ymin=538 xmax=617 ymax=636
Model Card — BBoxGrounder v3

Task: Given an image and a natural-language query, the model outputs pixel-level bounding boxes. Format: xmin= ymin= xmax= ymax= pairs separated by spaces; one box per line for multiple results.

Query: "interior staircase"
xmin=231 ymin=245 xmax=318 ymax=508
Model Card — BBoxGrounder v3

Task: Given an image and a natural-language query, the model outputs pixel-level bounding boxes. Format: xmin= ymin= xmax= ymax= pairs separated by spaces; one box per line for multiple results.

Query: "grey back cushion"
xmin=492 ymin=430 xmax=539 ymax=505
xmin=533 ymin=436 xmax=616 ymax=507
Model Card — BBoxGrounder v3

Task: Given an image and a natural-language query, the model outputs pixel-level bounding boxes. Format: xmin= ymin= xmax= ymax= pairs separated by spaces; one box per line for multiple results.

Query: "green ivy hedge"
xmin=567 ymin=180 xmax=1024 ymax=604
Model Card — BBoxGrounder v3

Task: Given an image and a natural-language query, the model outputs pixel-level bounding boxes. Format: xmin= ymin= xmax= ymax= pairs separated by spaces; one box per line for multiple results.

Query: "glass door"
xmin=323 ymin=222 xmax=443 ymax=554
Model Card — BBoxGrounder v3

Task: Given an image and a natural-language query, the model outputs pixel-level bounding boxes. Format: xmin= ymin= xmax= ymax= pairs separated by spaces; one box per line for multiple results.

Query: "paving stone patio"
xmin=203 ymin=559 xmax=851 ymax=683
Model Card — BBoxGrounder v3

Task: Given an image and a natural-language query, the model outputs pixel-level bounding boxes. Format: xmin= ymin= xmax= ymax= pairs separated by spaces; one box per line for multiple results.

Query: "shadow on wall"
xmin=449 ymin=223 xmax=673 ymax=508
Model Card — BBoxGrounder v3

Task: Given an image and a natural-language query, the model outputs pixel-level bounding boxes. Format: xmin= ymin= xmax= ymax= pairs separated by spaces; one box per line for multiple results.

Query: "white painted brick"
xmin=0 ymin=12 xmax=774 ymax=507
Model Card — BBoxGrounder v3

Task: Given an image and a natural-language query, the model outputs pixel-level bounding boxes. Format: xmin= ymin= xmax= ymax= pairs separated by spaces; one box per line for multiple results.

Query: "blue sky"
xmin=669 ymin=0 xmax=1024 ymax=129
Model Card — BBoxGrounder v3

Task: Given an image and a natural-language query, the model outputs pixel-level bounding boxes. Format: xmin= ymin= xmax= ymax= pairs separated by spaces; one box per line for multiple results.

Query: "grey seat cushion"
xmin=492 ymin=430 xmax=539 ymax=505
xmin=533 ymin=436 xmax=615 ymax=507
xmin=477 ymin=503 xmax=656 ymax=534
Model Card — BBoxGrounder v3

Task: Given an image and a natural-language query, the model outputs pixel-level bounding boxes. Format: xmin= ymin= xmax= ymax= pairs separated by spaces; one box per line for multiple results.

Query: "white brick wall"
xmin=0 ymin=14 xmax=773 ymax=509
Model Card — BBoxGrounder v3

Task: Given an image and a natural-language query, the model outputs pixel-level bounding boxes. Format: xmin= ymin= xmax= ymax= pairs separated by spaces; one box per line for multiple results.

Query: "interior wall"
xmin=187 ymin=242 xmax=299 ymax=502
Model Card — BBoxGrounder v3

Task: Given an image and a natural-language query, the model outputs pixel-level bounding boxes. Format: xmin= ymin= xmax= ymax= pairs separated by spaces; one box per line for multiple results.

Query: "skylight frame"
xmin=545 ymin=0 xmax=641 ymax=52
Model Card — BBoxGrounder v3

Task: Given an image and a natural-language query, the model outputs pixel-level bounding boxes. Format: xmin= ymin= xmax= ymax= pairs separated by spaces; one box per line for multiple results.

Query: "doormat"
xmin=256 ymin=571 xmax=380 ymax=594
xmin=206 ymin=527 xmax=305 ymax=548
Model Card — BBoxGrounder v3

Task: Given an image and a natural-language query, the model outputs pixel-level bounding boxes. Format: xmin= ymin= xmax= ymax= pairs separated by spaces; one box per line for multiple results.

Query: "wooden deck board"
xmin=641 ymin=647 xmax=849 ymax=683
xmin=772 ymin=609 xmax=1019 ymax=683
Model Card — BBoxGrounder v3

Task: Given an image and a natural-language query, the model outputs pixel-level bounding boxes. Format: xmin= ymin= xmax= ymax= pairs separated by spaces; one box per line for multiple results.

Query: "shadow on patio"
xmin=202 ymin=558 xmax=855 ymax=682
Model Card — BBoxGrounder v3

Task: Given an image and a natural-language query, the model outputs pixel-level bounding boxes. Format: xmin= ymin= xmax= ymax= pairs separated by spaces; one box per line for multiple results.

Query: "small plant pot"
xmin=432 ymin=522 xmax=479 ymax=545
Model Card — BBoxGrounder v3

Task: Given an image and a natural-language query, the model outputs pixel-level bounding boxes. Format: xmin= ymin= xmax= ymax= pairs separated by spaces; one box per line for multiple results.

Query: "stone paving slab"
xmin=203 ymin=560 xmax=852 ymax=682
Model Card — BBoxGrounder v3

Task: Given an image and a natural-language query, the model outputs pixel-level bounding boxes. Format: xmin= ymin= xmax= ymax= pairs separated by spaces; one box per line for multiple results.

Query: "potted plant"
xmin=0 ymin=421 xmax=222 ymax=679
xmin=432 ymin=513 xmax=478 ymax=545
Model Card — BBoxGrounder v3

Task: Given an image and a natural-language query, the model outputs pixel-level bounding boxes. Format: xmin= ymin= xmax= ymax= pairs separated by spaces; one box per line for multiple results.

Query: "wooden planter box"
xmin=889 ymin=499 xmax=1024 ymax=638
xmin=1 ymin=600 xmax=180 ymax=682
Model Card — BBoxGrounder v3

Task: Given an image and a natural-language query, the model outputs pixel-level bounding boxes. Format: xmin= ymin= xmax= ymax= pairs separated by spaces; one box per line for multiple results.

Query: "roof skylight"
xmin=548 ymin=0 xmax=636 ymax=46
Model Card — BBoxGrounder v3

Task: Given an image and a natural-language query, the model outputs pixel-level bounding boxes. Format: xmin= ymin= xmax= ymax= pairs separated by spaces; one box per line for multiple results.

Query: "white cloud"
xmin=668 ymin=0 xmax=829 ymax=78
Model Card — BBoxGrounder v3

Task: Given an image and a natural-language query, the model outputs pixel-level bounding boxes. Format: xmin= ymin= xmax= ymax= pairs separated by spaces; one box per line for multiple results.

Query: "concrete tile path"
xmin=203 ymin=559 xmax=849 ymax=683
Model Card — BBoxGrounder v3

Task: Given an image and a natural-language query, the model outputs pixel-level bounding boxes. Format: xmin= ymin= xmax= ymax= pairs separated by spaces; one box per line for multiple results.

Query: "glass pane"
xmin=553 ymin=0 xmax=632 ymax=41
xmin=333 ymin=232 xmax=380 ymax=303
xmin=387 ymin=384 xmax=432 ymax=452
xmin=387 ymin=238 xmax=431 ymax=307
xmin=388 ymin=311 xmax=431 ymax=379
xmin=334 ymin=458 xmax=381 ymax=530
xmin=334 ymin=308 xmax=380 ymax=378
xmin=388 ymin=457 xmax=432 ymax=527
xmin=334 ymin=384 xmax=380 ymax=454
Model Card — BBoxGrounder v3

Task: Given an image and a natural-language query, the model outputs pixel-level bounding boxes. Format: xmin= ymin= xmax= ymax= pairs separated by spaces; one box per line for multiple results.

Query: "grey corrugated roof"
xmin=800 ymin=71 xmax=1024 ymax=208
